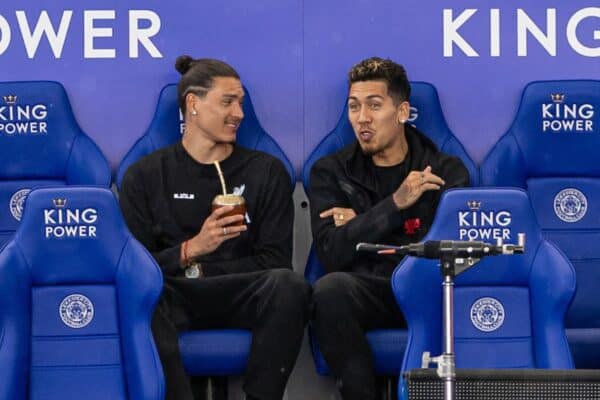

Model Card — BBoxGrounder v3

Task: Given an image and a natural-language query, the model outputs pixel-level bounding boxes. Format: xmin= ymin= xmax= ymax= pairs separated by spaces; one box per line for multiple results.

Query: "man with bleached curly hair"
xmin=309 ymin=57 xmax=470 ymax=400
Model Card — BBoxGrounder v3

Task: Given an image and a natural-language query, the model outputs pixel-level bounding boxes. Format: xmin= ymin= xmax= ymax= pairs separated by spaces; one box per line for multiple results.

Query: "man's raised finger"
xmin=422 ymin=183 xmax=441 ymax=192
xmin=424 ymin=173 xmax=445 ymax=186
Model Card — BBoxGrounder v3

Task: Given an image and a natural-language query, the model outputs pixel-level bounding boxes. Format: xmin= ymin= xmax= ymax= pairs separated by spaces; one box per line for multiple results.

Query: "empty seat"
xmin=394 ymin=187 xmax=575 ymax=398
xmin=481 ymin=79 xmax=600 ymax=368
xmin=0 ymin=186 xmax=164 ymax=399
xmin=0 ymin=81 xmax=111 ymax=247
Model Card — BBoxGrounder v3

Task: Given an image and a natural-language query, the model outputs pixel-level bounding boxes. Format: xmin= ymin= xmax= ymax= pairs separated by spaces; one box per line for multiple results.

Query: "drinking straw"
xmin=213 ymin=160 xmax=227 ymax=195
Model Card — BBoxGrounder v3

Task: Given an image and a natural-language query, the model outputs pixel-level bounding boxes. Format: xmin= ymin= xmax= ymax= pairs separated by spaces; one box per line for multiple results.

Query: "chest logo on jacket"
xmin=173 ymin=192 xmax=195 ymax=199
xmin=404 ymin=218 xmax=421 ymax=235
xmin=233 ymin=184 xmax=251 ymax=224
xmin=233 ymin=184 xmax=245 ymax=196
xmin=458 ymin=201 xmax=512 ymax=241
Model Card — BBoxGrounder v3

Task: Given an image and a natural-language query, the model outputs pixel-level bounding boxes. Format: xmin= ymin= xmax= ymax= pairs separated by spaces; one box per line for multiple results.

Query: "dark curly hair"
xmin=348 ymin=57 xmax=410 ymax=105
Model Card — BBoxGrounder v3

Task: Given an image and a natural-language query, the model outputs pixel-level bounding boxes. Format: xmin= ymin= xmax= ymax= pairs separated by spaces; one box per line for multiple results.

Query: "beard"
xmin=358 ymin=141 xmax=381 ymax=157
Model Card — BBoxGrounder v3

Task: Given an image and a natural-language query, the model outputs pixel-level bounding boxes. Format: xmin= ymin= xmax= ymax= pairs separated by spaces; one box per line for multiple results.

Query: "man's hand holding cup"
xmin=186 ymin=194 xmax=247 ymax=258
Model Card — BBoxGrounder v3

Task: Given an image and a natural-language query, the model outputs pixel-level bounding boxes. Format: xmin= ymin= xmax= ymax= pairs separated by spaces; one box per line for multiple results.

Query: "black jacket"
xmin=309 ymin=125 xmax=470 ymax=277
xmin=119 ymin=142 xmax=294 ymax=278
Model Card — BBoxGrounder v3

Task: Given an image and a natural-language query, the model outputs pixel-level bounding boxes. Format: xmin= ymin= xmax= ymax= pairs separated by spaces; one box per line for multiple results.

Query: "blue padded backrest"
xmin=527 ymin=179 xmax=600 ymax=331
xmin=393 ymin=188 xmax=575 ymax=379
xmin=480 ymin=80 xmax=600 ymax=368
xmin=0 ymin=187 xmax=164 ymax=400
xmin=0 ymin=81 xmax=110 ymax=182
xmin=481 ymin=80 xmax=600 ymax=186
xmin=0 ymin=81 xmax=110 ymax=246
xmin=302 ymin=81 xmax=479 ymax=192
xmin=116 ymin=84 xmax=295 ymax=188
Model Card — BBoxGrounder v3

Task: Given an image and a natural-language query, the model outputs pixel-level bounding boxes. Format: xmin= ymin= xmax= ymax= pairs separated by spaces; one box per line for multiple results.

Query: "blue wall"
xmin=1 ymin=1 xmax=598 ymax=175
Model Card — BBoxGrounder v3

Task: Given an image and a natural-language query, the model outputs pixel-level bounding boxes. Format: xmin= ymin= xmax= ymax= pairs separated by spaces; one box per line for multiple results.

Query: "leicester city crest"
xmin=470 ymin=297 xmax=505 ymax=332
xmin=554 ymin=188 xmax=587 ymax=223
xmin=9 ymin=188 xmax=31 ymax=221
xmin=59 ymin=294 xmax=94 ymax=329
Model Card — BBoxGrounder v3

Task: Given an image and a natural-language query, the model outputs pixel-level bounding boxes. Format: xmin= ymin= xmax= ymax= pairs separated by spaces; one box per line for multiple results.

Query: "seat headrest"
xmin=407 ymin=82 xmax=456 ymax=144
xmin=144 ymin=84 xmax=184 ymax=149
xmin=425 ymin=188 xmax=543 ymax=283
xmin=15 ymin=187 xmax=130 ymax=285
xmin=424 ymin=188 xmax=543 ymax=282
xmin=302 ymin=82 xmax=478 ymax=189
xmin=506 ymin=80 xmax=599 ymax=176
xmin=0 ymin=81 xmax=86 ymax=179
xmin=429 ymin=188 xmax=540 ymax=243
xmin=117 ymin=84 xmax=295 ymax=187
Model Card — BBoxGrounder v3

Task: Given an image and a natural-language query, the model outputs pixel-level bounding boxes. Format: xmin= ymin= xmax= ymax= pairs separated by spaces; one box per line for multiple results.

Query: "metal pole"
xmin=442 ymin=268 xmax=456 ymax=400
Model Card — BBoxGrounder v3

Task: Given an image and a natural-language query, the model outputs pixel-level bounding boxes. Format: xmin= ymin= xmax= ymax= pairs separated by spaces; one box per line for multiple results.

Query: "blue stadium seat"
xmin=0 ymin=187 xmax=164 ymax=400
xmin=480 ymin=80 xmax=600 ymax=368
xmin=303 ymin=82 xmax=477 ymax=375
xmin=0 ymin=81 xmax=111 ymax=248
xmin=393 ymin=188 xmax=576 ymax=399
xmin=116 ymin=83 xmax=296 ymax=378
xmin=116 ymin=83 xmax=295 ymax=189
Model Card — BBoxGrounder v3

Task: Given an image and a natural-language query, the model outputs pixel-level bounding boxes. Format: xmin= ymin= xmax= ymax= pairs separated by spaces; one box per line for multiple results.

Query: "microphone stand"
xmin=358 ymin=236 xmax=526 ymax=400
xmin=420 ymin=234 xmax=526 ymax=400
xmin=421 ymin=258 xmax=459 ymax=400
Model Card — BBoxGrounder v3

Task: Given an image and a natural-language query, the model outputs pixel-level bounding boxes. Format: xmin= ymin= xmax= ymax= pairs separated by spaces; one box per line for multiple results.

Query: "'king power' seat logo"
xmin=0 ymin=95 xmax=49 ymax=135
xmin=44 ymin=198 xmax=98 ymax=238
xmin=179 ymin=108 xmax=185 ymax=135
xmin=542 ymin=94 xmax=594 ymax=133
xmin=458 ymin=200 xmax=512 ymax=241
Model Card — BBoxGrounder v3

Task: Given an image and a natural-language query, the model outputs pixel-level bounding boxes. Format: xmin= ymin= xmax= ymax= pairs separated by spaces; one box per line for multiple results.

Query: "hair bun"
xmin=175 ymin=55 xmax=194 ymax=75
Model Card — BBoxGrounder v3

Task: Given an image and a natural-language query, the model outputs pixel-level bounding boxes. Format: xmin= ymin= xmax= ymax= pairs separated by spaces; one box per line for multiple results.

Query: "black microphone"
xmin=403 ymin=240 xmax=503 ymax=259
xmin=356 ymin=237 xmax=525 ymax=259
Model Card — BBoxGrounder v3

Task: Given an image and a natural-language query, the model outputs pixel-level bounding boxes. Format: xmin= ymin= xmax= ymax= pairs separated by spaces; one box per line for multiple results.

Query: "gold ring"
xmin=223 ymin=227 xmax=228 ymax=235
xmin=339 ymin=213 xmax=344 ymax=221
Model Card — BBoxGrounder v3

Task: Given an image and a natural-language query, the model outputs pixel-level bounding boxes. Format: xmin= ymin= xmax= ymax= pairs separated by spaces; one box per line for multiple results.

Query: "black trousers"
xmin=152 ymin=269 xmax=311 ymax=400
xmin=312 ymin=272 xmax=406 ymax=400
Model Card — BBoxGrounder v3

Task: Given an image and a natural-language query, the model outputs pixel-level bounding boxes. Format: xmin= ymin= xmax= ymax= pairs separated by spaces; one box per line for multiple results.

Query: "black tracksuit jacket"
xmin=309 ymin=125 xmax=470 ymax=278
xmin=119 ymin=142 xmax=294 ymax=278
